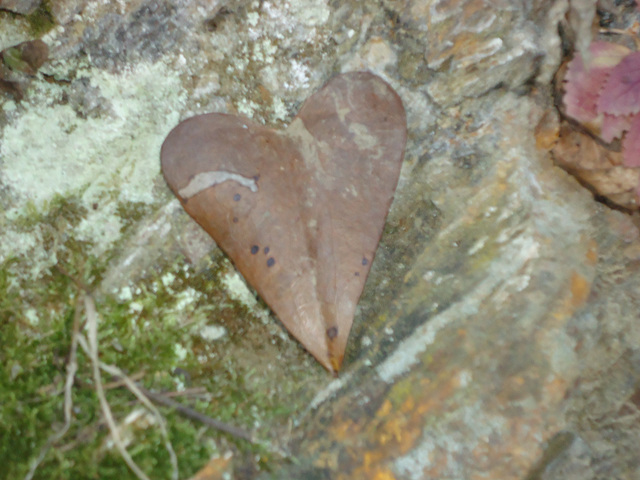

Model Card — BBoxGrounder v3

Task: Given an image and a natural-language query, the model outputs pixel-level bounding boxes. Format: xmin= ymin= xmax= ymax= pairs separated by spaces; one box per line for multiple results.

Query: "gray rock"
xmin=1 ymin=0 xmax=639 ymax=479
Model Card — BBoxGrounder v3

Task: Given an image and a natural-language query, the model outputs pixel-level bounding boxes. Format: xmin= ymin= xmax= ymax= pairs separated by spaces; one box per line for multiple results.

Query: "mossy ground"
xmin=0 ymin=195 xmax=319 ymax=479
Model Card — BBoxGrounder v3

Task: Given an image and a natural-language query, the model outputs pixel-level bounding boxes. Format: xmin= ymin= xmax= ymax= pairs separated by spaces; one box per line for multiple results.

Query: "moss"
xmin=25 ymin=1 xmax=55 ymax=37
xmin=115 ymin=201 xmax=155 ymax=234
xmin=0 ymin=193 xmax=317 ymax=478
xmin=18 ymin=194 xmax=88 ymax=228
xmin=0 ymin=266 xmax=75 ymax=479
xmin=0 ymin=247 xmax=221 ymax=478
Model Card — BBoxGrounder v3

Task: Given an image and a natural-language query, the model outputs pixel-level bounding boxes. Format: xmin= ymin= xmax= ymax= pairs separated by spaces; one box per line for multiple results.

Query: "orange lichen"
xmin=570 ymin=272 xmax=591 ymax=308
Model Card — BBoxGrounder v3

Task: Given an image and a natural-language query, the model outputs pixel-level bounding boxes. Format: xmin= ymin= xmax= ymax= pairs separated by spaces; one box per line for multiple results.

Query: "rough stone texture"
xmin=2 ymin=0 xmax=640 ymax=479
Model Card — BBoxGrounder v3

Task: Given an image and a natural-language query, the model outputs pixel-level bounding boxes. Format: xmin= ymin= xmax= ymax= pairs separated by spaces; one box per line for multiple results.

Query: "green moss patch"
xmin=26 ymin=1 xmax=55 ymax=37
xmin=0 ymin=194 xmax=317 ymax=479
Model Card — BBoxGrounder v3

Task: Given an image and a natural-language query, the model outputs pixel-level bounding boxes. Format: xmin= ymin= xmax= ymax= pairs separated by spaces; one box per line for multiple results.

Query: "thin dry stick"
xmin=134 ymin=384 xmax=255 ymax=443
xmin=24 ymin=298 xmax=82 ymax=480
xmin=132 ymin=384 xmax=292 ymax=459
xmin=103 ymin=371 xmax=146 ymax=390
xmin=161 ymin=387 xmax=208 ymax=398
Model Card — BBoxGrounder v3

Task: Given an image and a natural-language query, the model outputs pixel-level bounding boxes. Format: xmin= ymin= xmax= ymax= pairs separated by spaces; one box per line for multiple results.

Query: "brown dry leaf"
xmin=551 ymin=124 xmax=639 ymax=209
xmin=189 ymin=454 xmax=233 ymax=480
xmin=161 ymin=72 xmax=407 ymax=373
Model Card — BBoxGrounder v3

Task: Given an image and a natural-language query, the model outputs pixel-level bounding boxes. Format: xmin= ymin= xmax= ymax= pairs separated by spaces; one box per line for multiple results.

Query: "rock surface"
xmin=1 ymin=0 xmax=639 ymax=479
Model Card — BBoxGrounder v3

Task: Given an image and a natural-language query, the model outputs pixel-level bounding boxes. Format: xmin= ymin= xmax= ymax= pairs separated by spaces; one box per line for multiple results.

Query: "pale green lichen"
xmin=199 ymin=324 xmax=227 ymax=341
xmin=271 ymin=96 xmax=288 ymax=122
xmin=288 ymin=0 xmax=330 ymax=27
xmin=118 ymin=285 xmax=134 ymax=302
xmin=211 ymin=0 xmax=331 ymax=125
xmin=247 ymin=11 xmax=260 ymax=27
xmin=173 ymin=343 xmax=188 ymax=362
xmin=0 ymin=12 xmax=31 ymax=50
xmin=173 ymin=286 xmax=202 ymax=310
xmin=24 ymin=306 xmax=39 ymax=325
xmin=1 ymin=58 xmax=186 ymax=264
xmin=161 ymin=271 xmax=177 ymax=288
xmin=236 ymin=97 xmax=261 ymax=118
xmin=220 ymin=268 xmax=270 ymax=324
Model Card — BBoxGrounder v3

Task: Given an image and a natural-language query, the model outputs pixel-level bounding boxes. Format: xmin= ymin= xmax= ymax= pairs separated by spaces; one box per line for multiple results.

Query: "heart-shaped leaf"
xmin=161 ymin=72 xmax=407 ymax=373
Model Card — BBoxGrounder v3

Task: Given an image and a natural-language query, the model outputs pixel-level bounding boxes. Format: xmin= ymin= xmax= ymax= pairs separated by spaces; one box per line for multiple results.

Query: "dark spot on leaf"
xmin=267 ymin=257 xmax=275 ymax=267
xmin=354 ymin=272 xmax=360 ymax=276
xmin=251 ymin=245 xmax=259 ymax=254
xmin=264 ymin=246 xmax=270 ymax=254
xmin=233 ymin=216 xmax=239 ymax=223
xmin=92 ymin=203 xmax=98 ymax=210
xmin=362 ymin=257 xmax=368 ymax=266
xmin=326 ymin=326 xmax=338 ymax=339
xmin=234 ymin=193 xmax=241 ymax=201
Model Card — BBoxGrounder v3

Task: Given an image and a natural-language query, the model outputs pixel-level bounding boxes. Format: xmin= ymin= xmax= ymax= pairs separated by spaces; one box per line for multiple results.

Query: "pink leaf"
xmin=564 ymin=57 xmax=608 ymax=122
xmin=601 ymin=112 xmax=633 ymax=143
xmin=622 ymin=114 xmax=640 ymax=167
xmin=563 ymin=41 xmax=630 ymax=123
xmin=598 ymin=52 xmax=640 ymax=117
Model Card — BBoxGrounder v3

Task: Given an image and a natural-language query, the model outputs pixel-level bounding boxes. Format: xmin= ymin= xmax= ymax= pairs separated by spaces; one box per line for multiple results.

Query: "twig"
xmin=134 ymin=384 xmax=255 ymax=443
xmin=162 ymin=387 xmax=208 ymax=398
xmin=24 ymin=297 xmax=82 ymax=480
xmin=103 ymin=371 xmax=146 ymax=390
